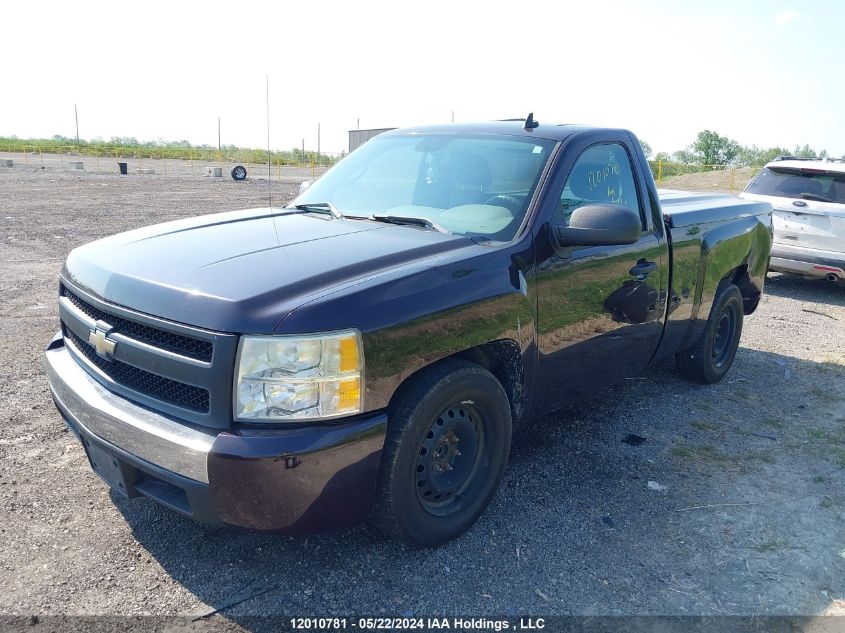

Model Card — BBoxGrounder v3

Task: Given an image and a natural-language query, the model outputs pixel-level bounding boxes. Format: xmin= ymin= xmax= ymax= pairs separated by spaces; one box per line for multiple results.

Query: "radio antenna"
xmin=266 ymin=74 xmax=272 ymax=208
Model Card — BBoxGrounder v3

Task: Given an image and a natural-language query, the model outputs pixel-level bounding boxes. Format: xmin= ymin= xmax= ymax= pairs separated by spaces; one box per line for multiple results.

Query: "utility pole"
xmin=302 ymin=138 xmax=305 ymax=155
xmin=266 ymin=74 xmax=271 ymax=204
xmin=74 ymin=103 xmax=80 ymax=148
xmin=357 ymin=117 xmax=360 ymax=130
xmin=451 ymin=110 xmax=455 ymax=123
xmin=317 ymin=122 xmax=321 ymax=159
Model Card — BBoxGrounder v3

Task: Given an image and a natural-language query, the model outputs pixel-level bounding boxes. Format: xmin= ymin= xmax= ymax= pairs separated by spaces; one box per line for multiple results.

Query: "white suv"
xmin=740 ymin=157 xmax=845 ymax=282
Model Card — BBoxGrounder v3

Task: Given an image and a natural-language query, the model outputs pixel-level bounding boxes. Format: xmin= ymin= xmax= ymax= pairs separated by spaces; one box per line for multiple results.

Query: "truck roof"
xmin=382 ymin=121 xmax=624 ymax=142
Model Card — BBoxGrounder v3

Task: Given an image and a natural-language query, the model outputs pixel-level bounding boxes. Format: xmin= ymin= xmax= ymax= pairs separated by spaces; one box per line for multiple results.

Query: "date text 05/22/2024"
xmin=289 ymin=617 xmax=546 ymax=631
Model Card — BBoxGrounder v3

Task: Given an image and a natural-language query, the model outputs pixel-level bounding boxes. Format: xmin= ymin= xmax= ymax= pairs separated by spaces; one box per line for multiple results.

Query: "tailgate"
xmin=773 ymin=204 xmax=845 ymax=254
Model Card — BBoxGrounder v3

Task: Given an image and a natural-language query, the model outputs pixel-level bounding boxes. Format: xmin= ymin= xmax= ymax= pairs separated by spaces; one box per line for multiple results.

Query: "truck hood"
xmin=63 ymin=207 xmax=472 ymax=333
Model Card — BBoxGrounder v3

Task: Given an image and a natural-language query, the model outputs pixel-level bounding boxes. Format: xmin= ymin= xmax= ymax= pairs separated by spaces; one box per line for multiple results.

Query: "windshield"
xmin=745 ymin=166 xmax=845 ymax=204
xmin=294 ymin=134 xmax=556 ymax=240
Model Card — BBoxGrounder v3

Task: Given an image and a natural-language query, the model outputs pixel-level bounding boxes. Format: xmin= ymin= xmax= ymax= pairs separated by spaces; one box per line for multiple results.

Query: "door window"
xmin=555 ymin=143 xmax=643 ymax=226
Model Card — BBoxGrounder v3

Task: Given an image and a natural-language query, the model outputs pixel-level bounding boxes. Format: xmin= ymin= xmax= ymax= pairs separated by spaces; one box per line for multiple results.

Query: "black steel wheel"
xmin=231 ymin=165 xmax=247 ymax=181
xmin=371 ymin=359 xmax=512 ymax=547
xmin=711 ymin=306 xmax=738 ymax=368
xmin=415 ymin=403 xmax=485 ymax=516
xmin=676 ymin=282 xmax=744 ymax=384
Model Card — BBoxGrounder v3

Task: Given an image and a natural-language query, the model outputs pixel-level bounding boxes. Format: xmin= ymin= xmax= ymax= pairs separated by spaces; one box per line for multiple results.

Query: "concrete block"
xmin=0 ymin=159 xmax=13 ymax=167
xmin=69 ymin=161 xmax=84 ymax=170
xmin=137 ymin=168 xmax=155 ymax=175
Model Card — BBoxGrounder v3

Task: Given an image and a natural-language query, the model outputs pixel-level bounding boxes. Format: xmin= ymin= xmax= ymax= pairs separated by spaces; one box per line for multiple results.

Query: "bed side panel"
xmin=653 ymin=213 xmax=771 ymax=362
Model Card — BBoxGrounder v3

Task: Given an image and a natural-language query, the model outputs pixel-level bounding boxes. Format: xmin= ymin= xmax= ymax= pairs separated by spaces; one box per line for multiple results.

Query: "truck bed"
xmin=658 ymin=189 xmax=771 ymax=228
xmin=653 ymin=189 xmax=772 ymax=364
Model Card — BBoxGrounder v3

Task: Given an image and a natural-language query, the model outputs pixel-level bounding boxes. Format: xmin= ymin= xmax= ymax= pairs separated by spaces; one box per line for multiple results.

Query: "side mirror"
xmin=554 ymin=203 xmax=642 ymax=246
xmin=299 ymin=180 xmax=315 ymax=195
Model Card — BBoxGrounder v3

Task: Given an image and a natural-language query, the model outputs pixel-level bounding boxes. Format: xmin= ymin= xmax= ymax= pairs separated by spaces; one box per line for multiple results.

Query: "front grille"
xmin=63 ymin=289 xmax=213 ymax=362
xmin=65 ymin=328 xmax=210 ymax=413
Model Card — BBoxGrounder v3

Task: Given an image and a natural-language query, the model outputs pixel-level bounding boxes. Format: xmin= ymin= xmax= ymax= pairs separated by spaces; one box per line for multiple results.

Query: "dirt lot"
xmin=1 ymin=166 xmax=844 ymax=626
xmin=656 ymin=167 xmax=760 ymax=195
xmin=0 ymin=150 xmax=330 ymax=183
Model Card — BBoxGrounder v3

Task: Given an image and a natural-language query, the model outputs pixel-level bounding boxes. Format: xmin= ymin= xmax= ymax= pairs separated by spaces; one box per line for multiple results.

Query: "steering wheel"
xmin=483 ymin=194 xmax=523 ymax=214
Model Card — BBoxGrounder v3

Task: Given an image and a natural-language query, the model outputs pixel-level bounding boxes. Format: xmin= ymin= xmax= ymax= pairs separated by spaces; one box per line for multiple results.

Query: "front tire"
xmin=676 ymin=282 xmax=744 ymax=384
xmin=371 ymin=359 xmax=512 ymax=547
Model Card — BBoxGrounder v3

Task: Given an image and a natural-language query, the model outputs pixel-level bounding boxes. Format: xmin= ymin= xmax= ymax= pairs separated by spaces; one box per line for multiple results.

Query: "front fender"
xmin=277 ymin=248 xmax=537 ymax=413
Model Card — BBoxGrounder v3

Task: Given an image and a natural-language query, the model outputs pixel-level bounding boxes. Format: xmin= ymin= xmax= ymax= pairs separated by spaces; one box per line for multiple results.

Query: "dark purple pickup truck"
xmin=46 ymin=118 xmax=772 ymax=546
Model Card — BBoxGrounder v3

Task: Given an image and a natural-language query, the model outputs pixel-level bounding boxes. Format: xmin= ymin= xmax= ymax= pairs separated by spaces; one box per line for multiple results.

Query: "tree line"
xmin=640 ymin=131 xmax=844 ymax=167
xmin=3 ymin=131 xmax=841 ymax=170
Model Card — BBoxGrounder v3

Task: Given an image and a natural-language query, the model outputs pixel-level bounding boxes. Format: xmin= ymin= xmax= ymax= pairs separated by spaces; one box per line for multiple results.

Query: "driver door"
xmin=533 ymin=137 xmax=668 ymax=413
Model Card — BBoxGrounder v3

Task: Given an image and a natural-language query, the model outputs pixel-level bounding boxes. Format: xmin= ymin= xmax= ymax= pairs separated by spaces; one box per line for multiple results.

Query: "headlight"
xmin=234 ymin=330 xmax=363 ymax=422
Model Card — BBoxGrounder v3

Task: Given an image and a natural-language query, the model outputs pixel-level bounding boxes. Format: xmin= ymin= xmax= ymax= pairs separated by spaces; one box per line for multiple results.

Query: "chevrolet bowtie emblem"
xmin=88 ymin=321 xmax=117 ymax=359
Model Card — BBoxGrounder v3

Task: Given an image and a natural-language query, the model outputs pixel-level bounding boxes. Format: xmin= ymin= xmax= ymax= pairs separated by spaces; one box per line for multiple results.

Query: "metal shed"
xmin=348 ymin=128 xmax=396 ymax=153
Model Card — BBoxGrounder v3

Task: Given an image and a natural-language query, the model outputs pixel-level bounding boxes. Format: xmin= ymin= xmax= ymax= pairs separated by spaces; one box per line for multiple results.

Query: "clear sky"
xmin=2 ymin=0 xmax=843 ymax=156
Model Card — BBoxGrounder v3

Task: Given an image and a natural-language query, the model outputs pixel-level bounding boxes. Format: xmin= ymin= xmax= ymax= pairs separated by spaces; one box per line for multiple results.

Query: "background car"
xmin=740 ymin=157 xmax=845 ymax=282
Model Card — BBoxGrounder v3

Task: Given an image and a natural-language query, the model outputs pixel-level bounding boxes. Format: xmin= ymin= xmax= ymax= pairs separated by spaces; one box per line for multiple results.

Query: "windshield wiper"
xmin=800 ymin=192 xmax=834 ymax=203
xmin=370 ymin=214 xmax=451 ymax=234
xmin=289 ymin=202 xmax=344 ymax=219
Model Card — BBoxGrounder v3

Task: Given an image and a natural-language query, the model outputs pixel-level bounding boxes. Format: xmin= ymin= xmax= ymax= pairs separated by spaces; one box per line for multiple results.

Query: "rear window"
xmin=745 ymin=167 xmax=845 ymax=204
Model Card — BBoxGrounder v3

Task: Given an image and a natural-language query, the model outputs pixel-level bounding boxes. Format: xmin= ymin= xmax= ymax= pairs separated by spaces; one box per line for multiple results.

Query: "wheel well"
xmin=453 ymin=340 xmax=525 ymax=423
xmin=725 ymin=264 xmax=760 ymax=314
xmin=387 ymin=340 xmax=526 ymax=425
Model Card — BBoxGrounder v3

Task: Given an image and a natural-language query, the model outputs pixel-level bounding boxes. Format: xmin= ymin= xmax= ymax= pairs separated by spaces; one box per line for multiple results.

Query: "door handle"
xmin=629 ymin=260 xmax=657 ymax=279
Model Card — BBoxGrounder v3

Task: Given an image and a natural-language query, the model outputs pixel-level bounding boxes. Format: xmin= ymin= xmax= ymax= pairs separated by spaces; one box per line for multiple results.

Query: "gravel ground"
xmin=1 ymin=166 xmax=844 ymax=627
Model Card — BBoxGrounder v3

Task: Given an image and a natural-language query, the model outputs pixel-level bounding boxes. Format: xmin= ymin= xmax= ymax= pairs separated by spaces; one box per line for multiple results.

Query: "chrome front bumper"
xmin=46 ymin=340 xmax=217 ymax=483
xmin=47 ymin=332 xmax=388 ymax=533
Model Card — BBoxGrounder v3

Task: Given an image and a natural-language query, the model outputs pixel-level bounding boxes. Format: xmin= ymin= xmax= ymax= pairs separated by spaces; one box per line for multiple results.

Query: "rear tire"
xmin=371 ymin=359 xmax=512 ymax=547
xmin=231 ymin=165 xmax=247 ymax=181
xmin=676 ymin=282 xmax=744 ymax=384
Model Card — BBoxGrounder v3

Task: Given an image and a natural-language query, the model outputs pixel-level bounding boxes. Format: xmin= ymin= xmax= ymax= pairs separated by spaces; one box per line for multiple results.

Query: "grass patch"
xmin=671 ymin=444 xmax=736 ymax=466
xmin=803 ymin=427 xmax=845 ymax=444
xmin=808 ymin=386 xmax=837 ymax=403
xmin=752 ymin=537 xmax=790 ymax=553
xmin=671 ymin=444 xmax=777 ymax=471
xmin=0 ymin=135 xmax=340 ymax=166
xmin=691 ymin=420 xmax=722 ymax=432
xmin=758 ymin=450 xmax=776 ymax=464
xmin=813 ymin=475 xmax=827 ymax=484
xmin=762 ymin=417 xmax=786 ymax=429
